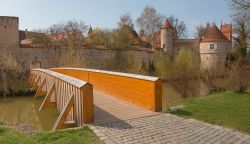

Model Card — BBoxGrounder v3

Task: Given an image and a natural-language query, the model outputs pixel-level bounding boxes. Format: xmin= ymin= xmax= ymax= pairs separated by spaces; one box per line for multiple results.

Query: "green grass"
xmin=171 ymin=91 xmax=250 ymax=134
xmin=0 ymin=124 xmax=101 ymax=144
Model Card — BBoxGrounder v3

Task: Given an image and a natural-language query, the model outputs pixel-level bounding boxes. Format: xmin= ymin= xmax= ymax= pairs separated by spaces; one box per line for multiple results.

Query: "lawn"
xmin=0 ymin=124 xmax=101 ymax=144
xmin=170 ymin=91 xmax=250 ymax=134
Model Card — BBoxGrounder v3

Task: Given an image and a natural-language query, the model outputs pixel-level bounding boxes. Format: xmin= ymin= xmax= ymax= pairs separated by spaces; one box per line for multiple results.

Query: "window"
xmin=4 ymin=26 xmax=6 ymax=29
xmin=163 ymin=44 xmax=166 ymax=48
xmin=210 ymin=44 xmax=215 ymax=49
xmin=209 ymin=43 xmax=217 ymax=50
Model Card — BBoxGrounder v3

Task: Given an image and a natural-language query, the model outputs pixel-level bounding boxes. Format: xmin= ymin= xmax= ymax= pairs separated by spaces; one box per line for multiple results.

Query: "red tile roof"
xmin=220 ymin=24 xmax=232 ymax=41
xmin=161 ymin=19 xmax=173 ymax=29
xmin=201 ymin=24 xmax=230 ymax=43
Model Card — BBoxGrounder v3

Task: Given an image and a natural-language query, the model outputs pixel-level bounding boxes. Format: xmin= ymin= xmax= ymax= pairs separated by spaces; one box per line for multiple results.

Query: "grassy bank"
xmin=0 ymin=124 xmax=101 ymax=144
xmin=171 ymin=91 xmax=250 ymax=134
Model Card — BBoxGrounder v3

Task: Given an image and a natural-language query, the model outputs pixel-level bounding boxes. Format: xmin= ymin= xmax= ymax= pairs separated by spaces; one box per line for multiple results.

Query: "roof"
xmin=201 ymin=24 xmax=230 ymax=43
xmin=220 ymin=24 xmax=232 ymax=41
xmin=19 ymin=30 xmax=26 ymax=42
xmin=120 ymin=25 xmax=139 ymax=38
xmin=161 ymin=19 xmax=173 ymax=29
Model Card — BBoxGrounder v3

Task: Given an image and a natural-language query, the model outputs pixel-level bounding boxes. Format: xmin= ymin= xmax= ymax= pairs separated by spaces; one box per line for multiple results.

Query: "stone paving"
xmin=90 ymin=91 xmax=250 ymax=144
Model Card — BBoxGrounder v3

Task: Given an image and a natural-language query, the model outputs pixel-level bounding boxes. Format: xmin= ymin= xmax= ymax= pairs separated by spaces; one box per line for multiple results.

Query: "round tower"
xmin=199 ymin=24 xmax=231 ymax=74
xmin=160 ymin=19 xmax=174 ymax=56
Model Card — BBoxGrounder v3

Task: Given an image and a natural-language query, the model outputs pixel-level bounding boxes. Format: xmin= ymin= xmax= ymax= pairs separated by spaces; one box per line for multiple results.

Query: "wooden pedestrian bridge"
xmin=29 ymin=68 xmax=162 ymax=130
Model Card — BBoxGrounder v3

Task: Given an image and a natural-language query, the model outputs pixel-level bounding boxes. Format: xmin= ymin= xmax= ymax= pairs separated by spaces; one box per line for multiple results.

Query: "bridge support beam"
xmin=53 ymin=93 xmax=74 ymax=130
xmin=34 ymin=77 xmax=47 ymax=99
xmin=39 ymin=82 xmax=56 ymax=111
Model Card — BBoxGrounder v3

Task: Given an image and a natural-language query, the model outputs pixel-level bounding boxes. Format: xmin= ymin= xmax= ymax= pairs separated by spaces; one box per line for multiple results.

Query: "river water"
xmin=0 ymin=96 xmax=58 ymax=131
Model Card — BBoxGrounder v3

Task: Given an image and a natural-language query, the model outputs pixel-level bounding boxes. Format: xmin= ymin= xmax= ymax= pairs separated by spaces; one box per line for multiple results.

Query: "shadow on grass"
xmin=170 ymin=109 xmax=193 ymax=117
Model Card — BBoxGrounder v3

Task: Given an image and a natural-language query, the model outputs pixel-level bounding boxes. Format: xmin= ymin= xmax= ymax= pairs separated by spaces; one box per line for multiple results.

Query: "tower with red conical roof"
xmin=199 ymin=24 xmax=231 ymax=74
xmin=160 ymin=19 xmax=175 ymax=56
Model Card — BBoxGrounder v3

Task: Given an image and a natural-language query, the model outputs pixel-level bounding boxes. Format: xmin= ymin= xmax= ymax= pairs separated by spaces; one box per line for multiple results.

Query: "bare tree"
xmin=136 ymin=6 xmax=163 ymax=47
xmin=233 ymin=13 xmax=250 ymax=56
xmin=118 ymin=13 xmax=133 ymax=28
xmin=228 ymin=0 xmax=250 ymax=10
xmin=195 ymin=23 xmax=210 ymax=39
xmin=167 ymin=15 xmax=187 ymax=39
xmin=49 ymin=19 xmax=88 ymax=49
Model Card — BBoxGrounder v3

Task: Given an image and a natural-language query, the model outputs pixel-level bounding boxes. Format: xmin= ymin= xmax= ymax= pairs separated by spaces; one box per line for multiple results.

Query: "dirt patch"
xmin=9 ymin=123 xmax=41 ymax=135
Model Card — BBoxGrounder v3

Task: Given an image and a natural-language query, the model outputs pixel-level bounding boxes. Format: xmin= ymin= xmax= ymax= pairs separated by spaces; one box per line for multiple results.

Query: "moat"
xmin=0 ymin=96 xmax=58 ymax=131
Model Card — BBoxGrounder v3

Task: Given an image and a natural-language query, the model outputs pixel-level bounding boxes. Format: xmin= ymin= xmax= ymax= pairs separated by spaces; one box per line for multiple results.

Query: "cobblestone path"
xmin=89 ymin=113 xmax=250 ymax=144
xmin=91 ymin=91 xmax=250 ymax=144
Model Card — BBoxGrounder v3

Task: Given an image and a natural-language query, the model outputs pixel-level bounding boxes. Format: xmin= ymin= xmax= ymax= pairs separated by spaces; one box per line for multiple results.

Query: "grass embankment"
xmin=171 ymin=91 xmax=250 ymax=134
xmin=0 ymin=124 xmax=101 ymax=144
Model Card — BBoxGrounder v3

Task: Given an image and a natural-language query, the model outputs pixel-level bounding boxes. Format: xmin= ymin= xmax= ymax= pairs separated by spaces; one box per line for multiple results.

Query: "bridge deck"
xmin=93 ymin=91 xmax=157 ymax=124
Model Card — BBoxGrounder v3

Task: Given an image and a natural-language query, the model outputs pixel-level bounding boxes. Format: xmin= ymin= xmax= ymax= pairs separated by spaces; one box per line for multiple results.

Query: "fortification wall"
xmin=14 ymin=48 xmax=157 ymax=69
xmin=0 ymin=16 xmax=19 ymax=50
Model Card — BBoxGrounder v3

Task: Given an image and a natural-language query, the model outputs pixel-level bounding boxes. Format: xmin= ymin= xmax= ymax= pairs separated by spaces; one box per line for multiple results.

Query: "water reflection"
xmin=0 ymin=96 xmax=59 ymax=131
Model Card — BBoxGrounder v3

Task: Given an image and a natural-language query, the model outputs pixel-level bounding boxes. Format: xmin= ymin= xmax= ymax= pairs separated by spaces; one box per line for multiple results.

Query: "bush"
xmin=58 ymin=48 xmax=86 ymax=68
xmin=0 ymin=50 xmax=30 ymax=97
xmin=201 ymin=68 xmax=226 ymax=94
xmin=169 ymin=48 xmax=200 ymax=98
xmin=155 ymin=49 xmax=200 ymax=98
xmin=225 ymin=59 xmax=250 ymax=92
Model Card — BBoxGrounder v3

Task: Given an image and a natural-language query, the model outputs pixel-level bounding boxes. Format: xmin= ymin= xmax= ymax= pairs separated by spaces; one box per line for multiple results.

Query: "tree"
xmin=228 ymin=0 xmax=250 ymax=11
xmin=26 ymin=29 xmax=50 ymax=46
xmin=170 ymin=48 xmax=199 ymax=98
xmin=195 ymin=23 xmax=210 ymax=39
xmin=227 ymin=0 xmax=250 ymax=57
xmin=233 ymin=13 xmax=250 ymax=56
xmin=118 ymin=13 xmax=133 ymax=28
xmin=48 ymin=20 xmax=88 ymax=68
xmin=88 ymin=28 xmax=114 ymax=48
xmin=48 ymin=19 xmax=88 ymax=49
xmin=136 ymin=6 xmax=163 ymax=46
xmin=167 ymin=15 xmax=187 ymax=38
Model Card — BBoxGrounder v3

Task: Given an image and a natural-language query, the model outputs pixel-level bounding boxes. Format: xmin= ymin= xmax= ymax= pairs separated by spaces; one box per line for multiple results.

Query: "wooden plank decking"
xmin=93 ymin=91 xmax=157 ymax=124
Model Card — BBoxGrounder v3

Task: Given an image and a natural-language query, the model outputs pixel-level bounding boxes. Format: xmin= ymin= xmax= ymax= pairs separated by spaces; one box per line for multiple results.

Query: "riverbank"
xmin=0 ymin=123 xmax=102 ymax=144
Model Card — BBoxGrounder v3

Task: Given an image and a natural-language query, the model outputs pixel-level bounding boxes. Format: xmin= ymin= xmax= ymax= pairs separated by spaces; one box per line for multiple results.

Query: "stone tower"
xmin=199 ymin=24 xmax=231 ymax=74
xmin=160 ymin=19 xmax=175 ymax=56
xmin=0 ymin=16 xmax=19 ymax=51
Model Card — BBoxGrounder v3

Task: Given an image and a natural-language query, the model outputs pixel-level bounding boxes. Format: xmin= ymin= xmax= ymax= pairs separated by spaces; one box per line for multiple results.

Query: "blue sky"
xmin=0 ymin=0 xmax=232 ymax=37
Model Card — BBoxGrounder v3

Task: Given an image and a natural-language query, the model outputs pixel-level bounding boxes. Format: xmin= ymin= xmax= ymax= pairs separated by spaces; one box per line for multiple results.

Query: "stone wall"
xmin=13 ymin=48 xmax=157 ymax=70
xmin=200 ymin=42 xmax=230 ymax=74
xmin=0 ymin=16 xmax=19 ymax=51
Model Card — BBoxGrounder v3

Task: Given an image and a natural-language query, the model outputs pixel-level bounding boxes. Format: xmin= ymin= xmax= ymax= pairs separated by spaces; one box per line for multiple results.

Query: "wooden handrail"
xmin=30 ymin=68 xmax=93 ymax=130
xmin=51 ymin=67 xmax=162 ymax=112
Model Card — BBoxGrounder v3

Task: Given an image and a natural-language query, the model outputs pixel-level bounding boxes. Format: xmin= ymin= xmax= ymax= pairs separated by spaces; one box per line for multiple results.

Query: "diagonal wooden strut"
xmin=53 ymin=93 xmax=74 ymax=130
xmin=32 ymin=75 xmax=41 ymax=90
xmin=30 ymin=73 xmax=37 ymax=86
xmin=34 ymin=77 xmax=47 ymax=99
xmin=39 ymin=82 xmax=56 ymax=111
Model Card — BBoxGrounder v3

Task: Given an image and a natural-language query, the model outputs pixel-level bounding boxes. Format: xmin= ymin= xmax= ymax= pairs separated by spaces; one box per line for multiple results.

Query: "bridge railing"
xmin=51 ymin=68 xmax=162 ymax=112
xmin=29 ymin=68 xmax=93 ymax=130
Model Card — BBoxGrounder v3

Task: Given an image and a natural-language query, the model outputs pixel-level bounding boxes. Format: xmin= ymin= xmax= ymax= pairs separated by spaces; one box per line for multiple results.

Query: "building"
xmin=154 ymin=19 xmax=232 ymax=73
xmin=0 ymin=16 xmax=232 ymax=72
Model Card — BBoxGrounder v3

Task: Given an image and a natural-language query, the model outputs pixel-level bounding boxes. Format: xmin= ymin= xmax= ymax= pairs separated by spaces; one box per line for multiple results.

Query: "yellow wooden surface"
xmin=52 ymin=69 xmax=162 ymax=111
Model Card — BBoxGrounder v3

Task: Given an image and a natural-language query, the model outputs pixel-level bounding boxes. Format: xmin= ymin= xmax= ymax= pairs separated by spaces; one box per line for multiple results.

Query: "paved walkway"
xmin=90 ymin=91 xmax=250 ymax=144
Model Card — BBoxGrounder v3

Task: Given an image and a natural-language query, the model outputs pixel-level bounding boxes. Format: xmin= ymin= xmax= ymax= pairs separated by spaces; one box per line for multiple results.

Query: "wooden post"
xmin=81 ymin=83 xmax=93 ymax=123
xmin=154 ymin=79 xmax=162 ymax=112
